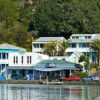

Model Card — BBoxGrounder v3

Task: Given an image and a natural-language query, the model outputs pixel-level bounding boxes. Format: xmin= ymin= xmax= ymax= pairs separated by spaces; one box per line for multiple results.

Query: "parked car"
xmin=10 ymin=74 xmax=27 ymax=80
xmin=82 ymin=76 xmax=99 ymax=81
xmin=59 ymin=76 xmax=64 ymax=81
xmin=63 ymin=76 xmax=80 ymax=81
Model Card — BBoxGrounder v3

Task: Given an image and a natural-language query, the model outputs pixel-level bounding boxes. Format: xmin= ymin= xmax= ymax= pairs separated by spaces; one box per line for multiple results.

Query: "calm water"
xmin=0 ymin=84 xmax=100 ymax=100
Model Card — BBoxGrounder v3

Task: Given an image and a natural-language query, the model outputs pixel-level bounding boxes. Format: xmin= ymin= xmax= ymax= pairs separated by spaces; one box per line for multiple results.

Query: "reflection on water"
xmin=0 ymin=84 xmax=100 ymax=100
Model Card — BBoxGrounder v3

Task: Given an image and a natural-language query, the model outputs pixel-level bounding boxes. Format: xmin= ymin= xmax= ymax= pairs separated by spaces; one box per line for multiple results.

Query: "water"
xmin=0 ymin=84 xmax=100 ymax=100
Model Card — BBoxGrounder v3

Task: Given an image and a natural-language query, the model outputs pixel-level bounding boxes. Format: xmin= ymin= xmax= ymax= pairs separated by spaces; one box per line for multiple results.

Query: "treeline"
xmin=0 ymin=0 xmax=100 ymax=50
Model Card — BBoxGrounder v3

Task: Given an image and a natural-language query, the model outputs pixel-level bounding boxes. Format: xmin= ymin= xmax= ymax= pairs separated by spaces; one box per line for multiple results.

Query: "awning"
xmin=8 ymin=66 xmax=34 ymax=69
xmin=34 ymin=67 xmax=80 ymax=72
xmin=34 ymin=60 xmax=81 ymax=71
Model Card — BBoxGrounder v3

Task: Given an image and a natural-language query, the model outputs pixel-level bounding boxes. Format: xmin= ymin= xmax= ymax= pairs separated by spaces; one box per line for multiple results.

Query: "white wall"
xmin=0 ymin=59 xmax=9 ymax=64
xmin=66 ymin=53 xmax=80 ymax=64
xmin=9 ymin=52 xmax=49 ymax=67
xmin=66 ymin=48 xmax=91 ymax=53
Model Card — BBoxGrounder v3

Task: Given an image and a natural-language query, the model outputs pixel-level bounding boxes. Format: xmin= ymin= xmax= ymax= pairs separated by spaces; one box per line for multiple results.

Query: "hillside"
xmin=0 ymin=0 xmax=100 ymax=50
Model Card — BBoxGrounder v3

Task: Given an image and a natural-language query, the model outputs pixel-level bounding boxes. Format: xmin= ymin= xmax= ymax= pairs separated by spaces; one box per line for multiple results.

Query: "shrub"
xmin=74 ymin=71 xmax=88 ymax=78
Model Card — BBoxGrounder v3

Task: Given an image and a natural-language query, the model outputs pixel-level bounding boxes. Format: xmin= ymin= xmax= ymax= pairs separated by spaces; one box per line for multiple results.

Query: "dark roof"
xmin=34 ymin=60 xmax=80 ymax=71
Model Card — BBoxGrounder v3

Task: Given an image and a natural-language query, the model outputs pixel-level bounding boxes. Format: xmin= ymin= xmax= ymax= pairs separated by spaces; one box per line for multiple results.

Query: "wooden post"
xmin=69 ymin=69 xmax=72 ymax=77
xmin=39 ymin=71 xmax=41 ymax=81
xmin=46 ymin=75 xmax=48 ymax=85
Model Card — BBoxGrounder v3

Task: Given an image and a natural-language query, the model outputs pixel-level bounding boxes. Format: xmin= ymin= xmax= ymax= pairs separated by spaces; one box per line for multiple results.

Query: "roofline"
xmin=0 ymin=43 xmax=26 ymax=51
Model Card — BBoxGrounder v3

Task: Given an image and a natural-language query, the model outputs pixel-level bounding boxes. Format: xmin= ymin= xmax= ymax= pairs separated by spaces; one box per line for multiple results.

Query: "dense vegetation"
xmin=0 ymin=0 xmax=100 ymax=50
xmin=91 ymin=40 xmax=100 ymax=67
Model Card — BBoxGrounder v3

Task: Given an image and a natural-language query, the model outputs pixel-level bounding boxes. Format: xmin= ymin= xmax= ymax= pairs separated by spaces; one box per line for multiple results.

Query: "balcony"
xmin=0 ymin=59 xmax=9 ymax=64
xmin=68 ymin=39 xmax=93 ymax=43
xmin=32 ymin=48 xmax=43 ymax=53
xmin=66 ymin=48 xmax=92 ymax=52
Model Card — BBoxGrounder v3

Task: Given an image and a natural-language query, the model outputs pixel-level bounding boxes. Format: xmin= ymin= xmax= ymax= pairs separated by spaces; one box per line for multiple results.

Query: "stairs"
xmin=0 ymin=68 xmax=6 ymax=75
xmin=0 ymin=68 xmax=6 ymax=80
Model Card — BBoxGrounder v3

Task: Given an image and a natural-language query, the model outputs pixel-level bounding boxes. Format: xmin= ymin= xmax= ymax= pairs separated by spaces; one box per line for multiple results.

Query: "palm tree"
xmin=57 ymin=40 xmax=67 ymax=56
xmin=91 ymin=40 xmax=100 ymax=68
xmin=43 ymin=40 xmax=67 ymax=56
xmin=43 ymin=41 xmax=57 ymax=56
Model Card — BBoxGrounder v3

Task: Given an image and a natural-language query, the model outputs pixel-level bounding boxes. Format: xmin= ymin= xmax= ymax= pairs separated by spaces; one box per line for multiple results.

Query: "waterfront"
xmin=0 ymin=84 xmax=100 ymax=100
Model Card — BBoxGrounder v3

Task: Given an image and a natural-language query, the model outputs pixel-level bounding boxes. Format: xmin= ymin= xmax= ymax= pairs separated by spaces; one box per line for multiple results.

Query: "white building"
xmin=0 ymin=43 xmax=49 ymax=80
xmin=32 ymin=37 xmax=66 ymax=53
xmin=9 ymin=52 xmax=49 ymax=67
xmin=0 ymin=43 xmax=26 ymax=69
xmin=66 ymin=34 xmax=100 ymax=64
xmin=66 ymin=52 xmax=83 ymax=64
xmin=8 ymin=52 xmax=49 ymax=79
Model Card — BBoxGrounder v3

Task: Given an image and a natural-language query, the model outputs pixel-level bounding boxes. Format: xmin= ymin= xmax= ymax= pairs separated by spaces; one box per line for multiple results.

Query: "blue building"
xmin=0 ymin=43 xmax=49 ymax=80
xmin=34 ymin=60 xmax=80 ymax=80
xmin=0 ymin=43 xmax=26 ymax=80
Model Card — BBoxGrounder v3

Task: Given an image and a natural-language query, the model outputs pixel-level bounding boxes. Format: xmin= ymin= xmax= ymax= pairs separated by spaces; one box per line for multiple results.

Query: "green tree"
xmin=0 ymin=27 xmax=14 ymax=44
xmin=79 ymin=55 xmax=89 ymax=67
xmin=57 ymin=40 xmax=67 ymax=56
xmin=91 ymin=40 xmax=100 ymax=67
xmin=29 ymin=0 xmax=100 ymax=37
xmin=44 ymin=41 xmax=57 ymax=56
xmin=43 ymin=40 xmax=67 ymax=56
xmin=0 ymin=0 xmax=19 ymax=27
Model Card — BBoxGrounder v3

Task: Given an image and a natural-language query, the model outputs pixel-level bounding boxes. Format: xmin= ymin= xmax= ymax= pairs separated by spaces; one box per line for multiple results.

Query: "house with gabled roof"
xmin=0 ymin=43 xmax=49 ymax=80
xmin=66 ymin=52 xmax=84 ymax=64
xmin=32 ymin=37 xmax=66 ymax=54
xmin=0 ymin=43 xmax=26 ymax=80
xmin=66 ymin=34 xmax=100 ymax=64
xmin=0 ymin=43 xmax=26 ymax=52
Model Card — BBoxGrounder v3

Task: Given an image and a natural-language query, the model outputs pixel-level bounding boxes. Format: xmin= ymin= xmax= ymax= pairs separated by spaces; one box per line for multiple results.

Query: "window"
xmin=85 ymin=36 xmax=91 ymax=39
xmin=28 ymin=70 xmax=33 ymax=74
xmin=12 ymin=70 xmax=16 ymax=74
xmin=0 ymin=53 xmax=1 ymax=59
xmin=40 ymin=44 xmax=43 ymax=48
xmin=76 ymin=36 xmax=79 ymax=39
xmin=71 ymin=43 xmax=76 ymax=48
xmin=72 ymin=36 xmax=75 ymax=39
xmin=16 ymin=56 xmax=18 ymax=63
xmin=79 ymin=43 xmax=90 ymax=48
xmin=88 ymin=36 xmax=91 ymax=39
xmin=27 ymin=56 xmax=32 ymax=64
xmin=83 ymin=43 xmax=90 ymax=47
xmin=2 ymin=53 xmax=6 ymax=59
xmin=30 ymin=56 xmax=32 ymax=63
xmin=14 ymin=56 xmax=15 ymax=64
xmin=33 ymin=44 xmax=39 ymax=48
xmin=72 ymin=36 xmax=79 ymax=39
xmin=68 ymin=43 xmax=71 ymax=48
xmin=27 ymin=56 xmax=29 ymax=64
xmin=6 ymin=53 xmax=8 ymax=59
xmin=21 ymin=56 xmax=23 ymax=64
xmin=68 ymin=43 xmax=76 ymax=48
xmin=13 ymin=56 xmax=18 ymax=64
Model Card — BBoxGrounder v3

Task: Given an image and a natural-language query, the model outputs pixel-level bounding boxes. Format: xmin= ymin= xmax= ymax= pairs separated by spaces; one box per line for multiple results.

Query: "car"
xmin=63 ymin=76 xmax=80 ymax=81
xmin=59 ymin=76 xmax=64 ymax=81
xmin=10 ymin=74 xmax=27 ymax=80
xmin=82 ymin=76 xmax=99 ymax=81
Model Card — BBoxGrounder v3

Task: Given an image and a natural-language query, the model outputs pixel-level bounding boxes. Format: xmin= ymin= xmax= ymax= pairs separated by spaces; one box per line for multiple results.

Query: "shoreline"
xmin=0 ymin=80 xmax=100 ymax=85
